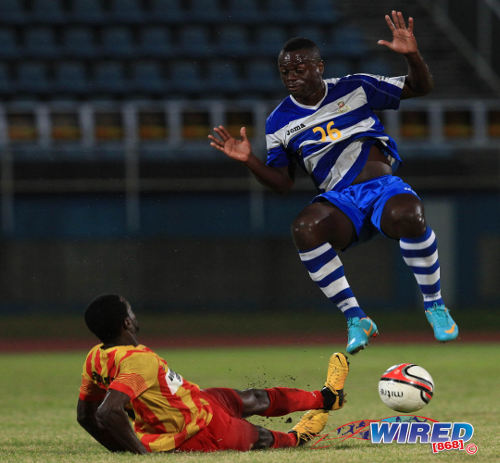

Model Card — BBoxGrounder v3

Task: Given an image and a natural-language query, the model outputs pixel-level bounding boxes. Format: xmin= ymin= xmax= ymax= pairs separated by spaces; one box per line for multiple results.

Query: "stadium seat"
xmin=23 ymin=27 xmax=60 ymax=59
xmin=132 ymin=61 xmax=166 ymax=94
xmin=109 ymin=0 xmax=145 ymax=24
xmin=92 ymin=62 xmax=130 ymax=94
xmin=70 ymin=0 xmax=106 ymax=24
xmin=226 ymin=0 xmax=262 ymax=24
xmin=206 ymin=60 xmax=241 ymax=94
xmin=101 ymin=27 xmax=137 ymax=59
xmin=363 ymin=57 xmax=392 ymax=76
xmin=0 ymin=64 xmax=14 ymax=95
xmin=17 ymin=62 xmax=51 ymax=94
xmin=62 ymin=27 xmax=98 ymax=59
xmin=254 ymin=26 xmax=287 ymax=56
xmin=30 ymin=0 xmax=66 ymax=24
xmin=53 ymin=61 xmax=90 ymax=95
xmin=148 ymin=0 xmax=185 ymax=24
xmin=328 ymin=25 xmax=366 ymax=58
xmin=214 ymin=25 xmax=251 ymax=57
xmin=0 ymin=28 xmax=21 ymax=59
xmin=293 ymin=26 xmax=325 ymax=49
xmin=263 ymin=0 xmax=301 ymax=24
xmin=0 ymin=0 xmax=27 ymax=25
xmin=169 ymin=61 xmax=204 ymax=94
xmin=325 ymin=59 xmax=352 ymax=78
xmin=138 ymin=27 xmax=174 ymax=58
xmin=302 ymin=0 xmax=342 ymax=24
xmin=244 ymin=59 xmax=282 ymax=94
xmin=178 ymin=26 xmax=213 ymax=58
xmin=187 ymin=0 xmax=222 ymax=23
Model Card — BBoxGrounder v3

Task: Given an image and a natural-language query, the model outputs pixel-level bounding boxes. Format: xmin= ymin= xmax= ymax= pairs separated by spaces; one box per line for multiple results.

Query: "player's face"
xmin=278 ymin=49 xmax=324 ymax=103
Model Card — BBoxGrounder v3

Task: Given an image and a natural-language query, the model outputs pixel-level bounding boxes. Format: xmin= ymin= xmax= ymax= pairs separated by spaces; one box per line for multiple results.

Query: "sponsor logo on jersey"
xmin=286 ymin=123 xmax=306 ymax=136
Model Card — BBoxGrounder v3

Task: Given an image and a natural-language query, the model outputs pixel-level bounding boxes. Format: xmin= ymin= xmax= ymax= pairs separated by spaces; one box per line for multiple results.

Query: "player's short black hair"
xmin=280 ymin=37 xmax=322 ymax=58
xmin=85 ymin=294 xmax=129 ymax=343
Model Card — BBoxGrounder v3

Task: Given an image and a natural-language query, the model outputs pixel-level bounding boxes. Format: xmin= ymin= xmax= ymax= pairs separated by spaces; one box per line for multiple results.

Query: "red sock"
xmin=271 ymin=430 xmax=297 ymax=448
xmin=262 ymin=387 xmax=323 ymax=417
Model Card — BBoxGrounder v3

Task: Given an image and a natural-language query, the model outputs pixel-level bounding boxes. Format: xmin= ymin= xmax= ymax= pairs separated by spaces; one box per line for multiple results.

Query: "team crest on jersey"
xmin=336 ymin=101 xmax=351 ymax=113
xmin=286 ymin=123 xmax=306 ymax=136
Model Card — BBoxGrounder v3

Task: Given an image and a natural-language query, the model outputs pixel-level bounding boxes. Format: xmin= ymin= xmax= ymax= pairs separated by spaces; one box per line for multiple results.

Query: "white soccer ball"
xmin=378 ymin=363 xmax=434 ymax=412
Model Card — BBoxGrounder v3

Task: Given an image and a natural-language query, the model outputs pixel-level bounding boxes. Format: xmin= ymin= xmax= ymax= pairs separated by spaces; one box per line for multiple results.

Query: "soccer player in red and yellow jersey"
xmin=77 ymin=294 xmax=350 ymax=453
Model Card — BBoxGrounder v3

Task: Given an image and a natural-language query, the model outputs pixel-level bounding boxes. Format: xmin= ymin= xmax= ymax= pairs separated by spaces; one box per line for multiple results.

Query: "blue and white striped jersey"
xmin=265 ymin=73 xmax=405 ymax=192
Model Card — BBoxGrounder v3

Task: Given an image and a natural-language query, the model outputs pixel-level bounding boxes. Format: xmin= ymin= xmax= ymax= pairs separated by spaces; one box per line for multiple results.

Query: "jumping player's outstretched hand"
xmin=377 ymin=10 xmax=418 ymax=55
xmin=208 ymin=126 xmax=252 ymax=163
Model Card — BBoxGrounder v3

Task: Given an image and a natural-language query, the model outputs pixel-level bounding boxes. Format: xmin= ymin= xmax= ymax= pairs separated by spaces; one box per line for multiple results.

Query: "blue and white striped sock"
xmin=299 ymin=242 xmax=366 ymax=320
xmin=400 ymin=226 xmax=444 ymax=310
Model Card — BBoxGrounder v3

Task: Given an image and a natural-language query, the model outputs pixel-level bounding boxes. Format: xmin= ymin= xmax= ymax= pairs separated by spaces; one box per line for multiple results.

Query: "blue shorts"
xmin=313 ymin=175 xmax=420 ymax=246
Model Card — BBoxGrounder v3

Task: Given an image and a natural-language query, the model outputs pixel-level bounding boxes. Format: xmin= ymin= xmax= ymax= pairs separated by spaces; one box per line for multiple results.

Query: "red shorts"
xmin=177 ymin=388 xmax=259 ymax=452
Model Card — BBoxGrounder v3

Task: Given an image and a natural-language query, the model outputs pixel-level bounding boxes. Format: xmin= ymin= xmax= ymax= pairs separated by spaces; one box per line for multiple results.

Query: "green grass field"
xmin=0 ymin=343 xmax=497 ymax=463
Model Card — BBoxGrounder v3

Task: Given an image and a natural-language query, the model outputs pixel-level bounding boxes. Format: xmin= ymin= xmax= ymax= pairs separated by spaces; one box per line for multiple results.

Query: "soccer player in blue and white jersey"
xmin=209 ymin=11 xmax=458 ymax=354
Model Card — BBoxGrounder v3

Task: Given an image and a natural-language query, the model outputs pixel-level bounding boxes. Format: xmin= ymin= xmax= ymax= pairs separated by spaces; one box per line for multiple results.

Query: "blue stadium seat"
xmin=215 ymin=25 xmax=251 ymax=57
xmin=0 ymin=0 xmax=27 ymax=25
xmin=148 ymin=0 xmax=185 ymax=24
xmin=132 ymin=61 xmax=166 ymax=94
xmin=0 ymin=28 xmax=21 ymax=59
xmin=53 ymin=61 xmax=90 ymax=95
xmin=0 ymin=64 xmax=13 ymax=95
xmin=169 ymin=61 xmax=203 ymax=94
xmin=92 ymin=62 xmax=130 ymax=94
xmin=178 ymin=26 xmax=213 ymax=58
xmin=263 ymin=0 xmax=301 ymax=24
xmin=101 ymin=27 xmax=137 ymax=58
xmin=302 ymin=0 xmax=342 ymax=24
xmin=226 ymin=0 xmax=262 ymax=24
xmin=31 ymin=0 xmax=66 ymax=24
xmin=23 ymin=27 xmax=60 ymax=59
xmin=187 ymin=0 xmax=221 ymax=23
xmin=329 ymin=25 xmax=366 ymax=58
xmin=138 ymin=27 xmax=174 ymax=58
xmin=109 ymin=0 xmax=145 ymax=24
xmin=254 ymin=26 xmax=287 ymax=56
xmin=17 ymin=62 xmax=51 ymax=94
xmin=363 ymin=57 xmax=392 ymax=76
xmin=293 ymin=26 xmax=325 ymax=48
xmin=206 ymin=60 xmax=241 ymax=93
xmin=325 ymin=59 xmax=352 ymax=78
xmin=70 ymin=0 xmax=106 ymax=24
xmin=244 ymin=59 xmax=282 ymax=93
xmin=62 ymin=27 xmax=98 ymax=59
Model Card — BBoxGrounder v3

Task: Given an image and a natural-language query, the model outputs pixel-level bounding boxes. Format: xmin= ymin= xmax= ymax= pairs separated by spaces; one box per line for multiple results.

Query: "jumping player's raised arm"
xmin=208 ymin=125 xmax=294 ymax=194
xmin=377 ymin=10 xmax=434 ymax=99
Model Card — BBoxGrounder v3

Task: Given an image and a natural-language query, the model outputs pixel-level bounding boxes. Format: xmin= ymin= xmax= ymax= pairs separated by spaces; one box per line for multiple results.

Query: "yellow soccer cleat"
xmin=290 ymin=409 xmax=329 ymax=446
xmin=322 ymin=352 xmax=349 ymax=410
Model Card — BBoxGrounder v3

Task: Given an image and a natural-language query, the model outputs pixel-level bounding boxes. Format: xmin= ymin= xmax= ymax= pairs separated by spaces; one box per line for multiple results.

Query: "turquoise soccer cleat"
xmin=346 ymin=316 xmax=379 ymax=354
xmin=425 ymin=303 xmax=459 ymax=342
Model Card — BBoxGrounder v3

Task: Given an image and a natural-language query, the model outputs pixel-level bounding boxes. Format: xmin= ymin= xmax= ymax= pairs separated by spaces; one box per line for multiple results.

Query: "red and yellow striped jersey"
xmin=79 ymin=344 xmax=213 ymax=452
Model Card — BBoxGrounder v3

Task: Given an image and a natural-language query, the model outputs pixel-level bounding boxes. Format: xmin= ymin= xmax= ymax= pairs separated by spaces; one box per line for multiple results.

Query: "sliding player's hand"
xmin=208 ymin=126 xmax=252 ymax=163
xmin=377 ymin=10 xmax=418 ymax=55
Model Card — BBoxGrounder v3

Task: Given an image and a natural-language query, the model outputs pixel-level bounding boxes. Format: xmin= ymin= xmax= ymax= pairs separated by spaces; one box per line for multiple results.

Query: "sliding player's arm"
xmin=208 ymin=125 xmax=294 ymax=194
xmin=77 ymin=397 xmax=136 ymax=452
xmin=85 ymin=390 xmax=148 ymax=454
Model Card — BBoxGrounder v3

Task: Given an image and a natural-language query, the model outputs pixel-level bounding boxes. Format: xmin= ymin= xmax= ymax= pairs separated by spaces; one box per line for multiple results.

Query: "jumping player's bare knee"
xmin=238 ymin=389 xmax=270 ymax=417
xmin=381 ymin=195 xmax=426 ymax=238
xmin=251 ymin=426 xmax=274 ymax=450
xmin=291 ymin=203 xmax=354 ymax=250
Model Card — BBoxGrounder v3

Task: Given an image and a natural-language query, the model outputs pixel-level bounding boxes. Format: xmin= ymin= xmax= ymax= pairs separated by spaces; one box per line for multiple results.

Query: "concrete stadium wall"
xmin=0 ymin=193 xmax=498 ymax=313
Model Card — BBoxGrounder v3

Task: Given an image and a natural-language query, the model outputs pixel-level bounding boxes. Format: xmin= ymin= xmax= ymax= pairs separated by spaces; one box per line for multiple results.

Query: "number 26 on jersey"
xmin=312 ymin=120 xmax=342 ymax=142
